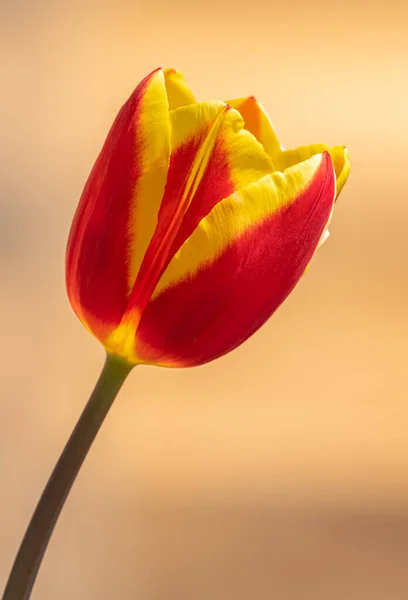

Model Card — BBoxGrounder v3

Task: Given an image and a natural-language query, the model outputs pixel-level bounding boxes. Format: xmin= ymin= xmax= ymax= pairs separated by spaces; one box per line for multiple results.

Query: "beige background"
xmin=1 ymin=0 xmax=408 ymax=598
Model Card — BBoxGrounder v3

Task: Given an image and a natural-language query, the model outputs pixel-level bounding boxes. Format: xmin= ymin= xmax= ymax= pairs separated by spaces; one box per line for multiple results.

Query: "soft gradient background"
xmin=1 ymin=1 xmax=408 ymax=598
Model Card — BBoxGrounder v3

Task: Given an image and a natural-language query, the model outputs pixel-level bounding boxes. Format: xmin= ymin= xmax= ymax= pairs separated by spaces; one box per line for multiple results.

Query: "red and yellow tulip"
xmin=66 ymin=68 xmax=350 ymax=367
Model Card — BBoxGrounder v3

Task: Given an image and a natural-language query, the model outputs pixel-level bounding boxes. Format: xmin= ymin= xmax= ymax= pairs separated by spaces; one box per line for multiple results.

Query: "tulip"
xmin=3 ymin=69 xmax=350 ymax=600
xmin=66 ymin=67 xmax=349 ymax=368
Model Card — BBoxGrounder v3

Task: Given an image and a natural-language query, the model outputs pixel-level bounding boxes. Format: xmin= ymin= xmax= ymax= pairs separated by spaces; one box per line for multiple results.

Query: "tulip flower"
xmin=66 ymin=68 xmax=349 ymax=368
xmin=3 ymin=68 xmax=350 ymax=600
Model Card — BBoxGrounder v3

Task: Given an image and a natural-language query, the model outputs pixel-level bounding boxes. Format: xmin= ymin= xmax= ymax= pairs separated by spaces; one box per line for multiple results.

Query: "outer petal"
xmin=275 ymin=144 xmax=350 ymax=197
xmin=66 ymin=68 xmax=170 ymax=343
xmin=135 ymin=152 xmax=336 ymax=367
xmin=226 ymin=96 xmax=283 ymax=161
xmin=104 ymin=101 xmax=273 ymax=360
xmin=163 ymin=68 xmax=196 ymax=109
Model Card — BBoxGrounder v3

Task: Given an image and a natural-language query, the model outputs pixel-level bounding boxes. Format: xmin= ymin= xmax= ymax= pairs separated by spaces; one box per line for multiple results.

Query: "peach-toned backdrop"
xmin=1 ymin=1 xmax=408 ymax=598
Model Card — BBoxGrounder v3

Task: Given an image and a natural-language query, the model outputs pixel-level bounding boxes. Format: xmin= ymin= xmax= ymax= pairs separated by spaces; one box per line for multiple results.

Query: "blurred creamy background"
xmin=1 ymin=0 xmax=408 ymax=598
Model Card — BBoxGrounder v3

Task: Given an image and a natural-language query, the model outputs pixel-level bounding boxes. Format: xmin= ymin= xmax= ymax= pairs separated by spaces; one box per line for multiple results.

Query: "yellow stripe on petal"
xmin=127 ymin=69 xmax=171 ymax=292
xmin=227 ymin=96 xmax=283 ymax=161
xmin=164 ymin=68 xmax=196 ymax=109
xmin=153 ymin=153 xmax=334 ymax=298
xmin=275 ymin=143 xmax=350 ymax=197
xmin=104 ymin=306 xmax=141 ymax=364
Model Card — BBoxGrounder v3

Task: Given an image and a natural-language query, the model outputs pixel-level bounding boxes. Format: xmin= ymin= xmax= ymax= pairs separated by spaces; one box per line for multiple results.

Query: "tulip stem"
xmin=2 ymin=353 xmax=133 ymax=600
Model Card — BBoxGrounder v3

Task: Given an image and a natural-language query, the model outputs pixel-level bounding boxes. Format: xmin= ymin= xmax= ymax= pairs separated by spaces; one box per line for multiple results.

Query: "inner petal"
xmin=275 ymin=144 xmax=350 ymax=197
xmin=226 ymin=96 xmax=283 ymax=161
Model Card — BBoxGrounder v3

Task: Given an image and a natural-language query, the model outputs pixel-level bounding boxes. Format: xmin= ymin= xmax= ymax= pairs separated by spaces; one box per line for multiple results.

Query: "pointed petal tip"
xmin=163 ymin=68 xmax=195 ymax=109
xmin=163 ymin=67 xmax=187 ymax=79
xmin=145 ymin=67 xmax=166 ymax=82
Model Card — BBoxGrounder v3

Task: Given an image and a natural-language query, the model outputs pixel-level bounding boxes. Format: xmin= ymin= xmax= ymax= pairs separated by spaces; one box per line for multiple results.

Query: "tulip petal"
xmin=112 ymin=102 xmax=273 ymax=335
xmin=66 ymin=68 xmax=170 ymax=341
xmin=274 ymin=144 xmax=350 ymax=197
xmin=134 ymin=152 xmax=336 ymax=367
xmin=227 ymin=96 xmax=283 ymax=161
xmin=164 ymin=68 xmax=196 ymax=109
